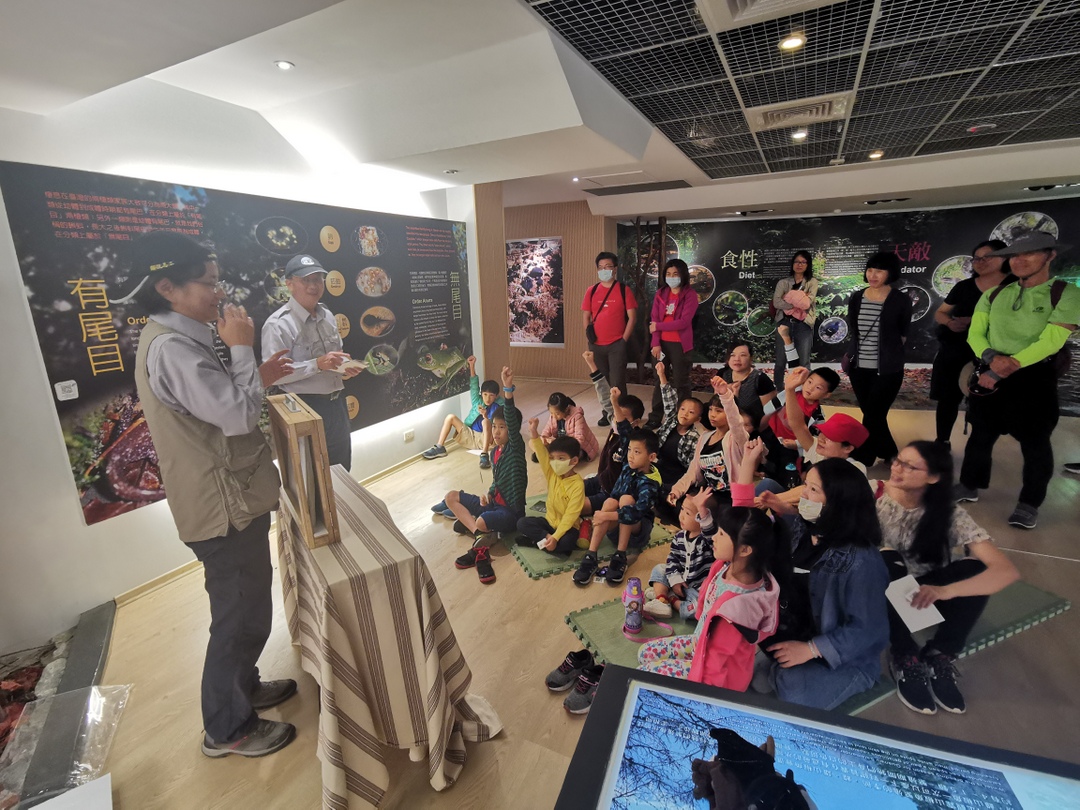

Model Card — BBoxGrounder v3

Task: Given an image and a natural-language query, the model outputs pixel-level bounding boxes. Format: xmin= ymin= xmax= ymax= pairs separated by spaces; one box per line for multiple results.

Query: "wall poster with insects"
xmin=0 ymin=161 xmax=473 ymax=525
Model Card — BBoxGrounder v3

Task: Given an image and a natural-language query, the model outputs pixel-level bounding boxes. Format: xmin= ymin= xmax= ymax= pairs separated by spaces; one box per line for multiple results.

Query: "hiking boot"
xmin=573 ymin=552 xmax=599 ymax=586
xmin=890 ymin=654 xmax=936 ymax=715
xmin=1065 ymin=462 xmax=1080 ymax=475
xmin=479 ymin=452 xmax=491 ymax=470
xmin=201 ymin=718 xmax=296 ymax=759
xmin=455 ymin=548 xmax=479 ymax=569
xmin=953 ymin=483 xmax=978 ymax=503
xmin=422 ymin=444 xmax=447 ymax=460
xmin=452 ymin=520 xmax=473 ymax=536
xmin=597 ymin=414 xmax=610 ymax=427
xmin=925 ymin=651 xmax=966 ymax=714
xmin=474 ymin=546 xmax=495 ymax=583
xmin=605 ymin=551 xmax=628 ymax=585
xmin=563 ymin=664 xmax=604 ymax=714
xmin=1007 ymin=503 xmax=1038 ymax=529
xmin=545 ymin=649 xmax=593 ymax=692
xmin=643 ymin=596 xmax=672 ymax=619
xmin=250 ymin=679 xmax=297 ymax=710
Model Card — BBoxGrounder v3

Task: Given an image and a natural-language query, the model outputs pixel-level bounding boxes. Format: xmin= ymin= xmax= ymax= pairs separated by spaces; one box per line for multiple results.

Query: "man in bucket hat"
xmin=954 ymin=230 xmax=1080 ymax=529
xmin=261 ymin=254 xmax=361 ymax=470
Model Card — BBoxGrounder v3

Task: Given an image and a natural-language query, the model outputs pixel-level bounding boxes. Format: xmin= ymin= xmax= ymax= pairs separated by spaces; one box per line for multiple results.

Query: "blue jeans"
xmin=647 ymin=564 xmax=699 ymax=620
xmin=774 ymin=317 xmax=814 ymax=388
xmin=770 ymin=658 xmax=878 ymax=711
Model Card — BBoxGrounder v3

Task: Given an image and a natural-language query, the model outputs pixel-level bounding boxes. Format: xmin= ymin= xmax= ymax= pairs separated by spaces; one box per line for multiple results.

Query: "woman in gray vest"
xmin=119 ymin=231 xmax=297 ymax=758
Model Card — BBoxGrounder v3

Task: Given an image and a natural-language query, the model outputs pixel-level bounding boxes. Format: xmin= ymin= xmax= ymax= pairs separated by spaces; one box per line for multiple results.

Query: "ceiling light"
xmin=791 ymin=129 xmax=808 ymax=141
xmin=274 ymin=60 xmax=295 ymax=71
xmin=443 ymin=169 xmax=460 ymax=175
xmin=868 ymin=150 xmax=884 ymax=160
xmin=966 ymin=123 xmax=998 ymax=134
xmin=572 ymin=177 xmax=579 ymax=182
xmin=779 ymin=33 xmax=806 ymax=51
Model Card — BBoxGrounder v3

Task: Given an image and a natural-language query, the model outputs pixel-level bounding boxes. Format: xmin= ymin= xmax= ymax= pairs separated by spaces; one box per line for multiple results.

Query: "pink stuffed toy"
xmin=783 ymin=289 xmax=812 ymax=321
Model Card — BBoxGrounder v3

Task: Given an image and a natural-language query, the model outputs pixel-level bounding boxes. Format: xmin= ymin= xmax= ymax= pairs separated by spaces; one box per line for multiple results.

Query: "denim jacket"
xmin=808 ymin=543 xmax=890 ymax=681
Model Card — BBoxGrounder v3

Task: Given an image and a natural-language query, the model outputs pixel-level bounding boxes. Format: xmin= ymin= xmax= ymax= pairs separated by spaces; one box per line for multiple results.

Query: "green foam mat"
xmin=566 ymin=581 xmax=1070 ymax=716
xmin=509 ymin=495 xmax=673 ymax=580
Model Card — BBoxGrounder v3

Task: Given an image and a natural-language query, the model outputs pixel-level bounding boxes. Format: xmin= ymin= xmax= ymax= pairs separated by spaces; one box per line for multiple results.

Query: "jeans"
xmin=848 ymin=367 xmax=904 ymax=466
xmin=770 ymin=658 xmax=879 ymax=711
xmin=589 ymin=338 xmax=628 ymax=403
xmin=774 ymin=317 xmax=814 ymax=388
xmin=647 ymin=563 xmax=700 ymax=620
xmin=650 ymin=340 xmax=691 ymax=424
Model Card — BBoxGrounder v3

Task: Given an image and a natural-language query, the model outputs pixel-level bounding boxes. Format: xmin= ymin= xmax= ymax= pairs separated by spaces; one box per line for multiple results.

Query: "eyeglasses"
xmin=890 ymin=457 xmax=927 ymax=473
xmin=192 ymin=280 xmax=225 ymax=294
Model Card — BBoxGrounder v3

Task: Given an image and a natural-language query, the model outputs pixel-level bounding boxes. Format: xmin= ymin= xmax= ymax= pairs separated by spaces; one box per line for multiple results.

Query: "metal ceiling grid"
xmin=1022 ymin=96 xmax=1080 ymax=128
xmin=693 ymin=150 xmax=768 ymax=170
xmin=631 ymin=81 xmax=741 ymax=122
xmin=1037 ymin=0 xmax=1080 ymax=18
xmin=846 ymin=102 xmax=957 ymax=141
xmin=736 ymin=53 xmax=861 ymax=108
xmin=931 ymin=112 xmax=1040 ymax=141
xmin=675 ymin=133 xmax=762 ymax=156
xmin=859 ymin=26 xmax=1023 ymax=88
xmin=716 ymin=0 xmax=873 ymax=77
xmin=969 ymin=55 xmax=1080 ymax=97
xmin=871 ymin=0 xmax=1044 ymax=47
xmin=764 ymin=137 xmax=843 ymax=161
xmin=951 ymin=88 xmax=1077 ymax=120
xmin=592 ymin=35 xmax=726 ymax=95
xmin=999 ymin=12 xmax=1080 ymax=64
xmin=764 ymin=151 xmax=840 ymax=171
xmin=842 ymin=143 xmax=922 ymax=163
xmin=1005 ymin=124 xmax=1080 ymax=145
xmin=845 ymin=131 xmax=934 ymax=152
xmin=917 ymin=132 xmax=1012 ymax=155
xmin=851 ymin=72 xmax=980 ymax=116
xmin=754 ymin=120 xmax=840 ymax=149
xmin=655 ymin=111 xmax=752 ymax=140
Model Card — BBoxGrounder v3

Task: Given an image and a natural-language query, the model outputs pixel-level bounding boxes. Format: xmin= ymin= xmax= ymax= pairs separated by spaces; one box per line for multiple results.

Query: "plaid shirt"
xmin=656 ymin=383 xmax=701 ymax=469
xmin=609 ymin=464 xmax=662 ymax=525
xmin=664 ymin=528 xmax=716 ymax=591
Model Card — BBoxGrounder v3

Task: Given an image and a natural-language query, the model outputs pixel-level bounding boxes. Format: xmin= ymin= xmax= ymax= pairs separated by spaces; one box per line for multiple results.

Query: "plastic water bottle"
xmin=784 ymin=461 xmax=800 ymax=488
xmin=623 ymin=577 xmax=644 ymax=634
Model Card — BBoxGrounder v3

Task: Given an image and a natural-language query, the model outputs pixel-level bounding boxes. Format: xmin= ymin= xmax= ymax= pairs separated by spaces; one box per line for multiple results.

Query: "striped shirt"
xmin=857 ymin=299 xmax=883 ymax=370
xmin=663 ymin=528 xmax=716 ymax=591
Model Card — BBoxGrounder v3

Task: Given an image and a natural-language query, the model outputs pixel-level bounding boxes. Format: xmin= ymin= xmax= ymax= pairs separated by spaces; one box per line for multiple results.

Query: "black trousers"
xmin=929 ymin=344 xmax=972 ymax=443
xmin=516 ymin=516 xmax=577 ymax=554
xmin=649 ymin=339 xmax=691 ymax=423
xmin=188 ymin=512 xmax=274 ymax=743
xmin=300 ymin=392 xmax=353 ymax=471
xmin=882 ymin=550 xmax=988 ymax=659
xmin=849 ymin=367 xmax=904 ymax=466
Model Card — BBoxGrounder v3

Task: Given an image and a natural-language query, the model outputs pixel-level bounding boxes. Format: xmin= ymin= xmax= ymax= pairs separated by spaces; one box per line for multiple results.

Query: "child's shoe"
xmin=479 ymin=452 xmax=491 ymax=470
xmin=474 ymin=546 xmax=496 ymax=584
xmin=422 ymin=444 xmax=447 ymax=460
xmin=452 ymin=520 xmax=473 ymax=536
xmin=577 ymin=519 xmax=592 ymax=550
xmin=431 ymin=500 xmax=447 ymax=513
xmin=605 ymin=551 xmax=628 ymax=585
xmin=545 ymin=649 xmax=593 ymax=692
xmin=563 ymin=664 xmax=604 ymax=714
xmin=573 ymin=552 xmax=599 ymax=586
xmin=643 ymin=596 xmax=672 ymax=619
xmin=454 ymin=548 xmax=479 ymax=569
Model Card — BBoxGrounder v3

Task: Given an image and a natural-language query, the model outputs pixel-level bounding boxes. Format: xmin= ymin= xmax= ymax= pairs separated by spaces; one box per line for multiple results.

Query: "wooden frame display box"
xmin=267 ymin=394 xmax=340 ymax=549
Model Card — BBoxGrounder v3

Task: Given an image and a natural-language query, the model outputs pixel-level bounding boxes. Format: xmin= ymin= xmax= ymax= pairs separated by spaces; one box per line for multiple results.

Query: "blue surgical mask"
xmin=598 ymin=268 xmax=613 ymax=283
xmin=665 ymin=277 xmax=681 ymax=289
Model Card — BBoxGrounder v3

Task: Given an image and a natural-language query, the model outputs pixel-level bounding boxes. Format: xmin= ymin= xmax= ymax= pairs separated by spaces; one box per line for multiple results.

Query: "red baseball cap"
xmin=817 ymin=413 xmax=869 ymax=448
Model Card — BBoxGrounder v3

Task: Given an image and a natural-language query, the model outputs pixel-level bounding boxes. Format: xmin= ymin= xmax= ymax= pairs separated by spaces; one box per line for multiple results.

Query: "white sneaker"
xmin=644 ymin=587 xmax=655 ymax=601
xmin=643 ymin=598 xmax=672 ymax=619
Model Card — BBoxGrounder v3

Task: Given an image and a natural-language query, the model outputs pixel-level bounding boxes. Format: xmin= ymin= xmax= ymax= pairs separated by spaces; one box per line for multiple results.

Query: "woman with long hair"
xmin=772 ymin=250 xmax=819 ymax=387
xmin=719 ymin=340 xmax=776 ymax=427
xmin=646 ymin=258 xmax=699 ymax=428
xmin=879 ymin=441 xmax=1019 ymax=715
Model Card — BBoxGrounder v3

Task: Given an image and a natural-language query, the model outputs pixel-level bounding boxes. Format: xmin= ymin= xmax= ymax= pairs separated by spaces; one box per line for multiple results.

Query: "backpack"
xmin=987 ymin=278 xmax=1071 ymax=376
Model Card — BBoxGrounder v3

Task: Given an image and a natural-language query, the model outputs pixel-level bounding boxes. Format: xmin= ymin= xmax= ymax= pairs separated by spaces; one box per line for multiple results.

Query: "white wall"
xmin=0 ymin=93 xmax=478 ymax=652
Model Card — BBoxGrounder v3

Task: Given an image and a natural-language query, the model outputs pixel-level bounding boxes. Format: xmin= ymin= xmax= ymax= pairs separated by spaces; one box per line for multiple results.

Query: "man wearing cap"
xmin=955 ymin=231 xmax=1080 ymax=529
xmin=124 ymin=230 xmax=298 ymax=758
xmin=262 ymin=254 xmax=361 ymax=470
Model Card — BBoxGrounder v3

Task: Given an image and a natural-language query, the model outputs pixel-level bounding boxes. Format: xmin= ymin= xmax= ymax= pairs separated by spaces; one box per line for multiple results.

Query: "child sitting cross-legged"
xmin=535 ymin=392 xmax=600 ymax=462
xmin=582 ymin=384 xmax=647 ymax=514
xmin=573 ymin=428 xmax=662 ymax=587
xmin=517 ymin=418 xmax=585 ymax=555
xmin=422 ymin=355 xmax=501 ymax=470
xmin=643 ymin=488 xmax=717 ymax=620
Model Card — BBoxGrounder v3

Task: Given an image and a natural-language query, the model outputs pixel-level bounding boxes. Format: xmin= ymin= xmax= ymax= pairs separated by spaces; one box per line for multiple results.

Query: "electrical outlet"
xmin=403 ymin=429 xmax=415 ymax=443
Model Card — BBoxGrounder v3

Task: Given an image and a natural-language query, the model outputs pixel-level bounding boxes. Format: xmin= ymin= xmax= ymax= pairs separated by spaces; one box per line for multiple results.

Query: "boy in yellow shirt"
xmin=517 ymin=417 xmax=586 ymax=554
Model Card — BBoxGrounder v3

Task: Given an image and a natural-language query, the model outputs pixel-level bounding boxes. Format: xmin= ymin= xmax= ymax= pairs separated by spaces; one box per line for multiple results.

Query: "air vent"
xmin=745 ymin=92 xmax=853 ymax=132
xmin=696 ymin=0 xmax=846 ymax=32
xmin=583 ymin=180 xmax=693 ymax=196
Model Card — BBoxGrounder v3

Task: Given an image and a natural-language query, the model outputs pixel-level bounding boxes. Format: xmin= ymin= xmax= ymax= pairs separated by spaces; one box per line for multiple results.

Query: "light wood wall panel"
xmin=473 ymin=182 xmax=511 ymax=375
xmin=505 ymin=201 xmax=617 ymax=381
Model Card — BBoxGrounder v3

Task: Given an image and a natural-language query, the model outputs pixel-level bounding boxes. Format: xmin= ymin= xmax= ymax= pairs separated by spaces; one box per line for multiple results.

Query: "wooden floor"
xmin=101 ymin=379 xmax=1080 ymax=809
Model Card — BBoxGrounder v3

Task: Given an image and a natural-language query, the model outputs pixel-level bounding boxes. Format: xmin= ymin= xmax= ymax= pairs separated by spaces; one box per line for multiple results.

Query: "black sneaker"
xmin=250 ymin=679 xmax=297 ymax=710
xmin=474 ymin=546 xmax=496 ymax=584
xmin=605 ymin=551 xmax=628 ymax=585
xmin=890 ymin=654 xmax=936 ymax=715
xmin=953 ymin=483 xmax=979 ymax=503
xmin=925 ymin=652 xmax=966 ymax=714
xmin=597 ymin=414 xmax=610 ymax=427
xmin=573 ymin=552 xmax=599 ymax=586
xmin=452 ymin=519 xmax=472 ymax=536
xmin=201 ymin=718 xmax=296 ymax=758
xmin=1007 ymin=503 xmax=1038 ymax=530
xmin=545 ymin=649 xmax=593 ymax=692
xmin=563 ymin=664 xmax=604 ymax=714
xmin=479 ymin=452 xmax=491 ymax=470
xmin=455 ymin=548 xmax=479 ymax=569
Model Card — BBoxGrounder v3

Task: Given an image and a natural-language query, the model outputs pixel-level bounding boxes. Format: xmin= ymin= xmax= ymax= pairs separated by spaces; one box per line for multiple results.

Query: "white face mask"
xmin=550 ymin=458 xmax=573 ymax=476
xmin=665 ymin=276 xmax=681 ymax=289
xmin=597 ymin=268 xmax=613 ymax=283
xmin=798 ymin=496 xmax=823 ymax=522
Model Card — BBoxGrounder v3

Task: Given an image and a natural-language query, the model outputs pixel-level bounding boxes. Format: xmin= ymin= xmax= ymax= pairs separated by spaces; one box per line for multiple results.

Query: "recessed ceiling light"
xmin=572 ymin=177 xmax=579 ymax=182
xmin=868 ymin=150 xmax=884 ymax=160
xmin=792 ymin=129 xmax=809 ymax=141
xmin=779 ymin=33 xmax=806 ymax=51
xmin=274 ymin=60 xmax=295 ymax=71
xmin=443 ymin=169 xmax=459 ymax=175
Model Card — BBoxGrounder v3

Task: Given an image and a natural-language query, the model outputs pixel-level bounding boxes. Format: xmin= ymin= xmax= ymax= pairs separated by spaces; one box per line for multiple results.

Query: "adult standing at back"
xmin=772 ymin=250 xmax=819 ymax=388
xmin=646 ymin=259 xmax=699 ymax=428
xmin=955 ymin=231 xmax=1080 ymax=529
xmin=262 ymin=254 xmax=362 ymax=470
xmin=582 ymin=251 xmax=637 ymax=427
xmin=929 ymin=240 xmax=1009 ymax=446
xmin=845 ymin=251 xmax=912 ymax=467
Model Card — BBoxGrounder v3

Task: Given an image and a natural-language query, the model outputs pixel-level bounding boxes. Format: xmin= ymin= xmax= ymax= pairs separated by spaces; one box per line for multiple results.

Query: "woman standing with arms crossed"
xmin=647 ymin=258 xmax=699 ymax=428
xmin=929 ymin=241 xmax=1009 ymax=446
xmin=772 ymin=250 xmax=819 ymax=388
xmin=845 ymin=252 xmax=912 ymax=467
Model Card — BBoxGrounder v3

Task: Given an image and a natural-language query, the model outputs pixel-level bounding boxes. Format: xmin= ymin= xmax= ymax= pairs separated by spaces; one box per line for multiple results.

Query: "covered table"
xmin=277 ymin=466 xmax=502 ymax=808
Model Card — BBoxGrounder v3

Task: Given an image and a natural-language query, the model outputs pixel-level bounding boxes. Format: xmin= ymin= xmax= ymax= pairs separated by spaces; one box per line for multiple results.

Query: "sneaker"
xmin=430 ymin=500 xmax=448 ymax=514
xmin=452 ymin=520 xmax=473 ymax=536
xmin=455 ymin=548 xmax=479 ymax=569
xmin=643 ymin=597 xmax=672 ymax=619
xmin=925 ymin=652 xmax=966 ymax=714
xmin=890 ymin=655 xmax=936 ymax=715
xmin=573 ymin=552 xmax=599 ymax=586
xmin=440 ymin=508 xmax=456 ymax=519
xmin=201 ymin=718 xmax=296 ymax=759
xmin=545 ymin=649 xmax=594 ymax=692
xmin=1008 ymin=503 xmax=1038 ymax=529
xmin=1065 ymin=462 xmax=1080 ymax=475
xmin=644 ymin=587 xmax=656 ymax=601
xmin=605 ymin=551 xmax=628 ymax=585
xmin=953 ymin=484 xmax=978 ymax=503
xmin=563 ymin=664 xmax=604 ymax=714
xmin=422 ymin=444 xmax=447 ymax=460
xmin=250 ymin=679 xmax=297 ymax=710
xmin=479 ymin=452 xmax=491 ymax=470
xmin=474 ymin=529 xmax=496 ymax=547
xmin=474 ymin=546 xmax=495 ymax=583
xmin=597 ymin=414 xmax=610 ymax=427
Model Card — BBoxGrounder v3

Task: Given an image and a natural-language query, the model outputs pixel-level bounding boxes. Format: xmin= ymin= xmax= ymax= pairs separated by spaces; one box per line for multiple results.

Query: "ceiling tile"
xmin=701 ymin=163 xmax=770 ymax=179
xmin=1026 ymin=97 xmax=1080 ymax=128
xmin=735 ymin=54 xmax=860 ymax=108
xmin=693 ymin=151 xmax=766 ymax=171
xmin=593 ymin=35 xmax=725 ymax=95
xmin=852 ymin=72 xmax=979 ymax=115
xmin=1004 ymin=125 xmax=1080 ymax=145
xmin=531 ymin=0 xmax=706 ymax=60
xmin=755 ymin=120 xmax=842 ymax=149
xmin=847 ymin=103 xmax=955 ymax=142
xmin=951 ymin=88 xmax=1076 ymax=119
xmin=764 ymin=152 xmax=839 ymax=172
xmin=872 ymin=0 xmax=1044 ymax=46
xmin=931 ymin=112 xmax=1038 ymax=140
xmin=630 ymin=81 xmax=741 ymax=121
xmin=970 ymin=55 xmax=1080 ymax=96
xmin=860 ymin=26 xmax=1021 ymax=88
xmin=916 ymin=132 xmax=1011 ymax=155
xmin=843 ymin=137 xmax=928 ymax=157
xmin=998 ymin=13 xmax=1080 ymax=64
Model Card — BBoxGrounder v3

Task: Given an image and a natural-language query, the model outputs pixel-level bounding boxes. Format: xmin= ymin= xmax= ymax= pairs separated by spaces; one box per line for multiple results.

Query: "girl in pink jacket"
xmin=539 ymin=392 xmax=600 ymax=461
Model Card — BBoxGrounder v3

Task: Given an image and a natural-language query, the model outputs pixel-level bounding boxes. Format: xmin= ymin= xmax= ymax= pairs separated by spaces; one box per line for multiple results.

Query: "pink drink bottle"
xmin=623 ymin=577 xmax=644 ymax=634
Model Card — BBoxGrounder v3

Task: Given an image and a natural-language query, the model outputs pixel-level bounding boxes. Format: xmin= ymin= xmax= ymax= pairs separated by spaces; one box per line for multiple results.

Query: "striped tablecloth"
xmin=277 ymin=466 xmax=502 ymax=809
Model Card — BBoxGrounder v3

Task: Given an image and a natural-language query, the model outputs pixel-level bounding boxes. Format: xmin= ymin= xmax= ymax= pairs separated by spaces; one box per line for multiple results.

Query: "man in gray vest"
xmin=261 ymin=254 xmax=361 ymax=470
xmin=122 ymin=231 xmax=297 ymax=758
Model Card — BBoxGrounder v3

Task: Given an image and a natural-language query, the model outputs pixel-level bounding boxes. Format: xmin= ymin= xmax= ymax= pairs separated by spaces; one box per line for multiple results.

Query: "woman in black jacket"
xmin=845 ymin=252 xmax=912 ymax=466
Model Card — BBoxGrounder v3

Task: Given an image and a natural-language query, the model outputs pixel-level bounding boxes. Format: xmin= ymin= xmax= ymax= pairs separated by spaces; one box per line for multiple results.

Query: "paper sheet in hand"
xmin=886 ymin=575 xmax=945 ymax=633
xmin=331 ymin=359 xmax=365 ymax=374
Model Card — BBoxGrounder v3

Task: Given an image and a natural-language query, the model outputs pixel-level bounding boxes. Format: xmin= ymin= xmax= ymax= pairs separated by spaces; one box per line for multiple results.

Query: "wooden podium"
xmin=267 ymin=393 xmax=340 ymax=549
